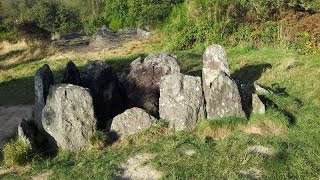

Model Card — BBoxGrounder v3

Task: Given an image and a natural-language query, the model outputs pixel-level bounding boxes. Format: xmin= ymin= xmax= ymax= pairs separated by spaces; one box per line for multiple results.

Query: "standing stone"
xmin=202 ymin=45 xmax=245 ymax=119
xmin=159 ymin=73 xmax=205 ymax=131
xmin=204 ymin=71 xmax=245 ymax=119
xmin=34 ymin=64 xmax=54 ymax=130
xmin=42 ymin=84 xmax=97 ymax=152
xmin=121 ymin=53 xmax=180 ymax=116
xmin=111 ymin=108 xmax=157 ymax=138
xmin=202 ymin=44 xmax=230 ymax=86
xmin=62 ymin=61 xmax=81 ymax=85
xmin=18 ymin=119 xmax=36 ymax=148
xmin=252 ymin=94 xmax=266 ymax=114
xmin=81 ymin=61 xmax=125 ymax=129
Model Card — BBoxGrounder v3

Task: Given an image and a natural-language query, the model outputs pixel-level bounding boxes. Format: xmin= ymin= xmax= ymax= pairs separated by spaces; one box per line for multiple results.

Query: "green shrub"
xmin=2 ymin=139 xmax=32 ymax=167
xmin=23 ymin=0 xmax=82 ymax=34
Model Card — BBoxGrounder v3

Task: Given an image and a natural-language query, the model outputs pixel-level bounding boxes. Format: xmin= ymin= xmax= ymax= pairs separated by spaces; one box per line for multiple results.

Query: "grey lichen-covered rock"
xmin=137 ymin=28 xmax=151 ymax=39
xmin=81 ymin=60 xmax=125 ymax=130
xmin=159 ymin=73 xmax=205 ymax=131
xmin=203 ymin=45 xmax=245 ymax=119
xmin=111 ymin=108 xmax=157 ymax=138
xmin=89 ymin=26 xmax=119 ymax=48
xmin=42 ymin=84 xmax=97 ymax=152
xmin=204 ymin=71 xmax=245 ymax=119
xmin=252 ymin=94 xmax=266 ymax=114
xmin=62 ymin=61 xmax=82 ymax=85
xmin=34 ymin=64 xmax=54 ymax=130
xmin=121 ymin=53 xmax=180 ymax=116
xmin=18 ymin=119 xmax=36 ymax=148
xmin=202 ymin=44 xmax=230 ymax=86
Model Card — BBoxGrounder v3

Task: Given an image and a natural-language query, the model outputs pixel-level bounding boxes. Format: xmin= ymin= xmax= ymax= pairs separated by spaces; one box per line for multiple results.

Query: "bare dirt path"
xmin=0 ymin=105 xmax=33 ymax=148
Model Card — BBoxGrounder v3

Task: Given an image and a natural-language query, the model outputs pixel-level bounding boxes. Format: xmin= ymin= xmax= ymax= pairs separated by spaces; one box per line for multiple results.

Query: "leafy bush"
xmin=104 ymin=0 xmax=183 ymax=31
xmin=2 ymin=139 xmax=32 ymax=167
xmin=23 ymin=0 xmax=82 ymax=34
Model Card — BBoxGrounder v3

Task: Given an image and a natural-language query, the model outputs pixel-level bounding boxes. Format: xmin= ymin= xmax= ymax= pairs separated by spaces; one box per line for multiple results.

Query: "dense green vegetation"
xmin=1 ymin=0 xmax=320 ymax=52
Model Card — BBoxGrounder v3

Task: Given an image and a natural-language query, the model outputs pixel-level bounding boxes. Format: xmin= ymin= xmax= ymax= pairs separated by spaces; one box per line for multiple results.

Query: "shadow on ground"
xmin=231 ymin=63 xmax=272 ymax=84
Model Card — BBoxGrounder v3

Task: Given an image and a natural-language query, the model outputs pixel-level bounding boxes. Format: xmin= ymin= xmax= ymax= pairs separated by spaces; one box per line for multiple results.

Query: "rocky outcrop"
xmin=89 ymin=26 xmax=119 ymax=48
xmin=34 ymin=64 xmax=54 ymax=130
xmin=111 ymin=108 xmax=157 ymax=138
xmin=202 ymin=45 xmax=245 ymax=119
xmin=42 ymin=84 xmax=97 ymax=152
xmin=62 ymin=61 xmax=81 ymax=85
xmin=81 ymin=61 xmax=125 ymax=129
xmin=121 ymin=53 xmax=180 ymax=116
xmin=137 ymin=28 xmax=151 ymax=39
xmin=159 ymin=73 xmax=205 ymax=131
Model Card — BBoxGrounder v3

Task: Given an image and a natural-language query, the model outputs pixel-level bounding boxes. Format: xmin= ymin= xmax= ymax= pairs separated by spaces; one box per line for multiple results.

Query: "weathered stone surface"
xmin=159 ymin=73 xmax=204 ymax=131
xmin=34 ymin=64 xmax=54 ymax=130
xmin=81 ymin=60 xmax=125 ymax=129
xmin=252 ymin=94 xmax=266 ymax=114
xmin=42 ymin=84 xmax=97 ymax=152
xmin=202 ymin=44 xmax=230 ymax=86
xmin=121 ymin=53 xmax=180 ymax=116
xmin=62 ymin=61 xmax=81 ymax=85
xmin=18 ymin=119 xmax=36 ymax=148
xmin=203 ymin=45 xmax=245 ymax=119
xmin=254 ymin=83 xmax=271 ymax=95
xmin=204 ymin=71 xmax=245 ymax=119
xmin=111 ymin=108 xmax=157 ymax=137
xmin=89 ymin=26 xmax=119 ymax=48
xmin=137 ymin=28 xmax=151 ymax=39
xmin=240 ymin=83 xmax=268 ymax=116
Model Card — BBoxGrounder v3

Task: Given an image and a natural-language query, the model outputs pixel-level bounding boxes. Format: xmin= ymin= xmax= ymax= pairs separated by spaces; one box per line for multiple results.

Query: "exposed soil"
xmin=115 ymin=153 xmax=163 ymax=180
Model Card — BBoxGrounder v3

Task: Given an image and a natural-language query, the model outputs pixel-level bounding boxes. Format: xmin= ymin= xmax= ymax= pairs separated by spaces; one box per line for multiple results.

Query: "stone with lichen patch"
xmin=202 ymin=45 xmax=245 ymax=119
xmin=159 ymin=73 xmax=205 ymax=131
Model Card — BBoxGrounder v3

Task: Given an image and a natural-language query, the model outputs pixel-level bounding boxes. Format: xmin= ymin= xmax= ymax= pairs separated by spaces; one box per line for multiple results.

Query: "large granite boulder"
xmin=121 ymin=53 xmax=180 ymax=116
xmin=202 ymin=45 xmax=245 ymax=119
xmin=62 ymin=61 xmax=81 ymax=85
xmin=159 ymin=73 xmax=205 ymax=131
xmin=81 ymin=61 xmax=125 ymax=129
xmin=34 ymin=64 xmax=54 ymax=130
xmin=111 ymin=108 xmax=157 ymax=138
xmin=42 ymin=84 xmax=97 ymax=152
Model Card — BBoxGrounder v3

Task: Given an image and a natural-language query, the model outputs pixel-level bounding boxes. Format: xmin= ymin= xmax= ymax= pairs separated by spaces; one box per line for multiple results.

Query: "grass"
xmin=0 ymin=41 xmax=319 ymax=179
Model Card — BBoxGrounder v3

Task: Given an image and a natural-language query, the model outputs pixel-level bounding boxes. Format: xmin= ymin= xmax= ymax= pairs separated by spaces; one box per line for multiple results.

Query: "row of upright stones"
xmin=19 ymin=44 xmax=265 ymax=152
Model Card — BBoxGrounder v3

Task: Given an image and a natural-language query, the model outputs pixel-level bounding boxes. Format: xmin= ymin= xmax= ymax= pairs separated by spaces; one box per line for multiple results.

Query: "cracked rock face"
xmin=121 ymin=53 xmax=180 ymax=116
xmin=159 ymin=73 xmax=205 ymax=131
xmin=202 ymin=45 xmax=245 ymax=119
xmin=42 ymin=84 xmax=97 ymax=152
xmin=111 ymin=108 xmax=156 ymax=138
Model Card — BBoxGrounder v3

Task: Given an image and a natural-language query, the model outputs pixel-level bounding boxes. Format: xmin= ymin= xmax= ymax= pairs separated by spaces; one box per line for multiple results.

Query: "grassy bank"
xmin=0 ymin=43 xmax=319 ymax=179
